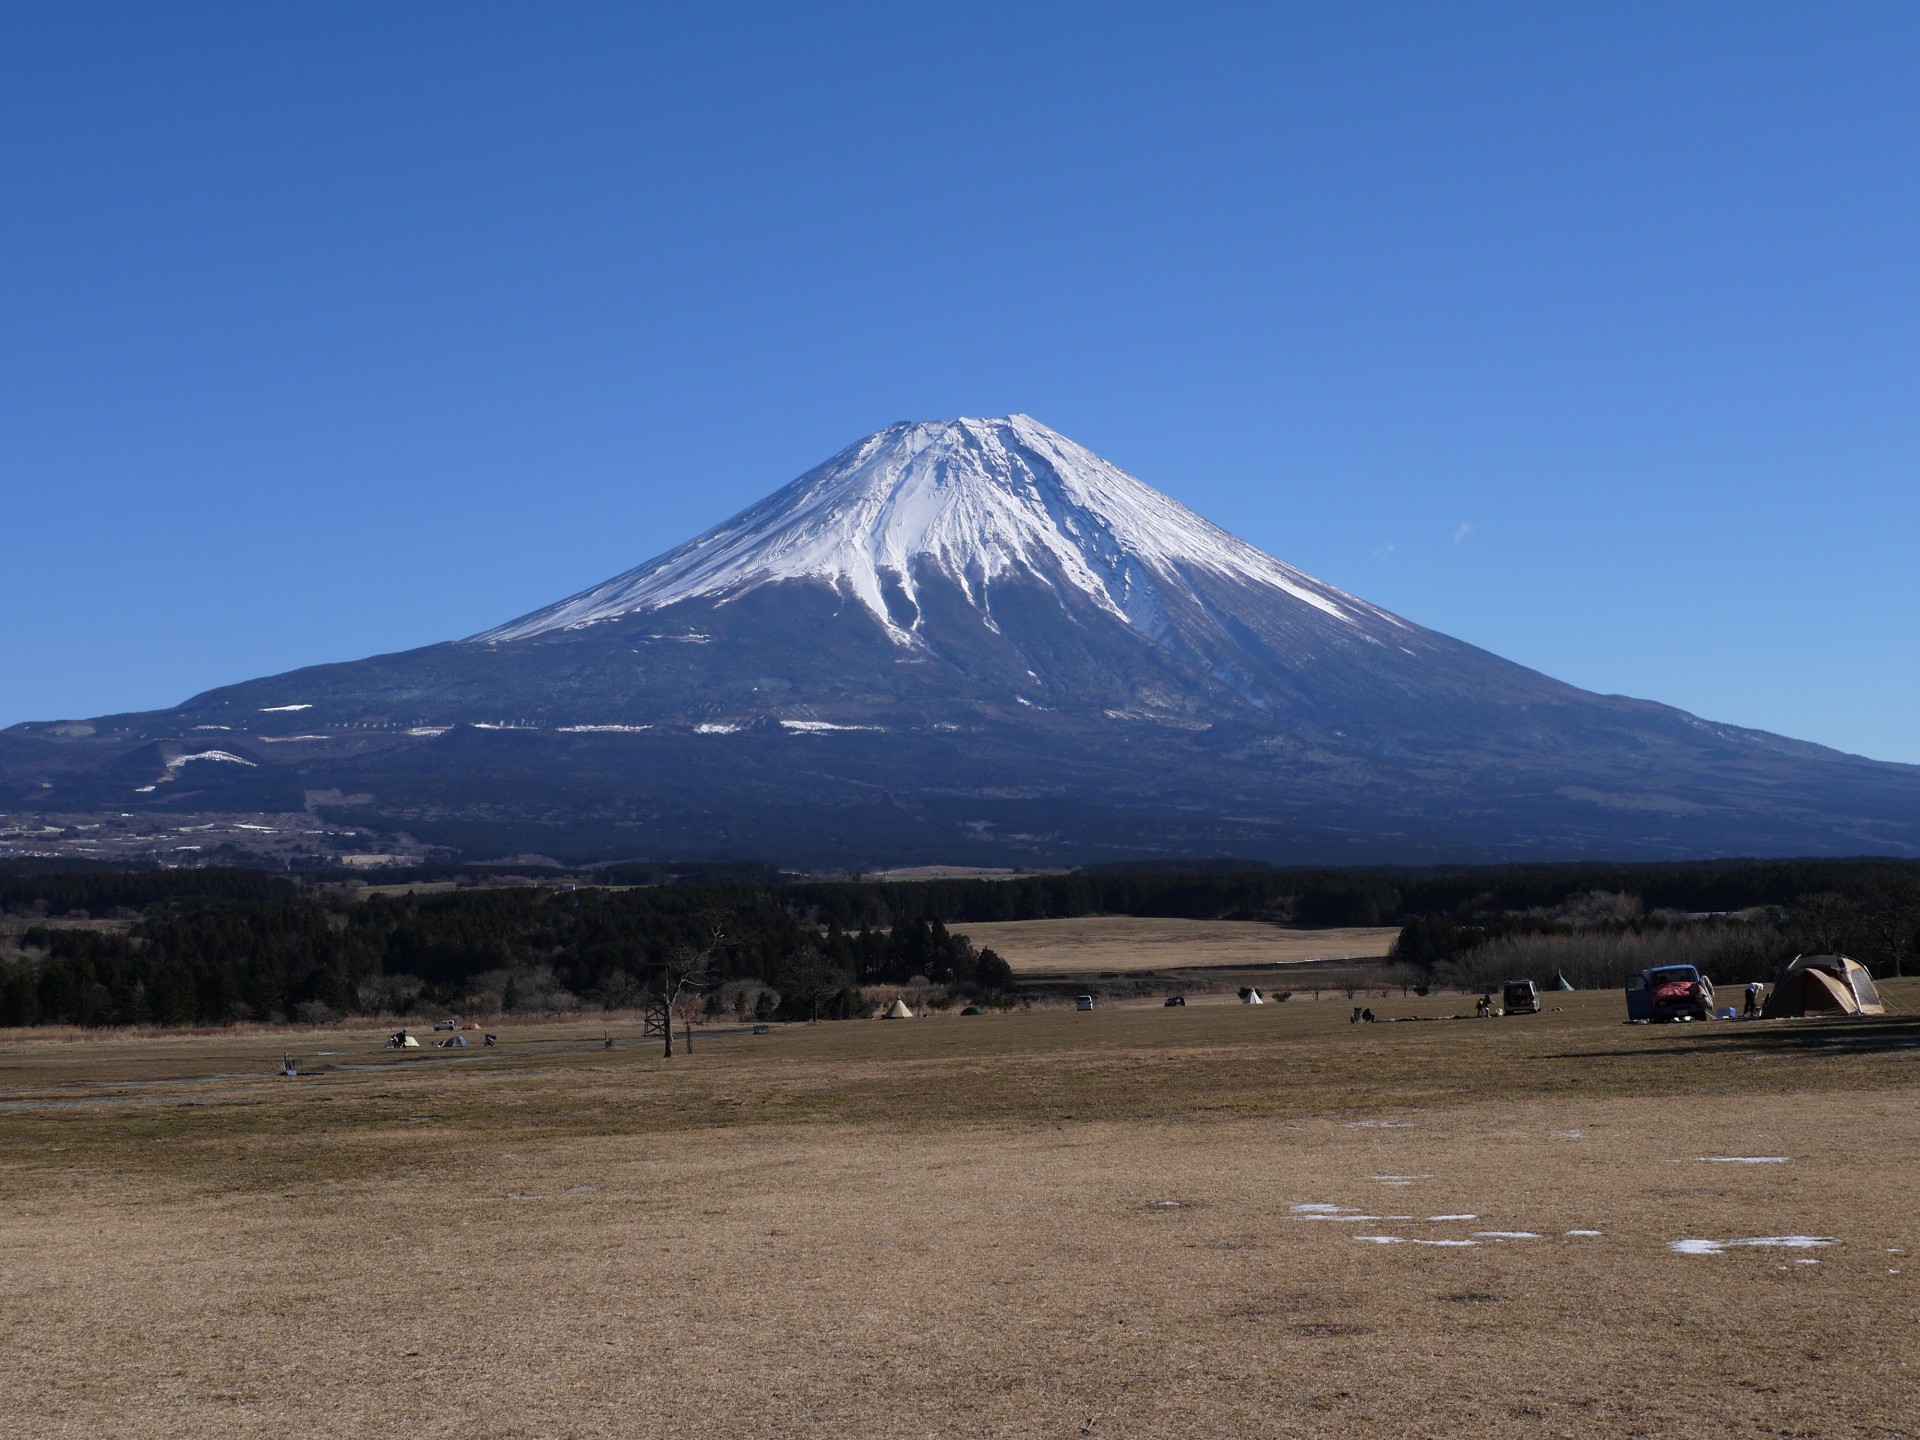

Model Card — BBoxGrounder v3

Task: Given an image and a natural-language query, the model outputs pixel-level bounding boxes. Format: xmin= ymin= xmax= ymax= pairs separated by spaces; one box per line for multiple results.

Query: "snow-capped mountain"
xmin=5 ymin=415 xmax=1920 ymax=868
xmin=476 ymin=415 xmax=1389 ymax=646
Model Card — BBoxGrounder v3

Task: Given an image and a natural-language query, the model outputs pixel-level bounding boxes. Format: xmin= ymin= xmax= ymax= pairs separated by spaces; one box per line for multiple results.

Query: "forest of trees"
xmin=2 ymin=855 xmax=1917 ymax=1028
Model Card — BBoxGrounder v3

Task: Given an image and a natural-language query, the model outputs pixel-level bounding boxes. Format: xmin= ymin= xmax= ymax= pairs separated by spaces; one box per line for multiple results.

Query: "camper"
xmin=1760 ymin=954 xmax=1884 ymax=1018
xmin=1625 ymin=965 xmax=1715 ymax=1022
xmin=1502 ymin=979 xmax=1541 ymax=1015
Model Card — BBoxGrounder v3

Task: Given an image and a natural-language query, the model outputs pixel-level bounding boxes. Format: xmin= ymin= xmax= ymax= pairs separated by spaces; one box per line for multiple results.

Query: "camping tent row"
xmin=1761 ymin=954 xmax=1885 ymax=1018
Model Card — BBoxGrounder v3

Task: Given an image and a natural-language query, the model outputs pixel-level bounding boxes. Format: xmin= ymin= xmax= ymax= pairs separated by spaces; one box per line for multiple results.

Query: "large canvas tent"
xmin=1760 ymin=954 xmax=1885 ymax=1018
xmin=881 ymin=999 xmax=914 ymax=1019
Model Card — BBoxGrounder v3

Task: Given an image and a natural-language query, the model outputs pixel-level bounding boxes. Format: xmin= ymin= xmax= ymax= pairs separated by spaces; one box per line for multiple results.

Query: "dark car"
xmin=1163 ymin=995 xmax=1187 ymax=1007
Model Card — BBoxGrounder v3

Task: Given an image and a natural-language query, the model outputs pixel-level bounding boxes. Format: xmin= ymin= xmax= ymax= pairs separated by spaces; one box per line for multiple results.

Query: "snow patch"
xmin=259 ymin=703 xmax=312 ymax=712
xmin=694 ymin=722 xmax=743 ymax=735
xmin=1698 ymin=1156 xmax=1788 ymax=1164
xmin=557 ymin=724 xmax=654 ymax=733
xmin=259 ymin=735 xmax=329 ymax=743
xmin=779 ymin=720 xmax=883 ymax=733
xmin=166 ymin=750 xmax=256 ymax=769
xmin=1670 ymin=1236 xmax=1838 ymax=1256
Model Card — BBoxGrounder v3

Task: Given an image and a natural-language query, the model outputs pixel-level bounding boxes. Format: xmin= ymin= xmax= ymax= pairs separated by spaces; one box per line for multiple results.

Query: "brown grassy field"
xmin=3 ymin=986 xmax=1917 ymax=1438
xmin=959 ymin=917 xmax=1401 ymax=974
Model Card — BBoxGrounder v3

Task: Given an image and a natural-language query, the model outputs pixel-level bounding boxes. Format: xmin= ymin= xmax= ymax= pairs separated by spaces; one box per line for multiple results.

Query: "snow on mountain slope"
xmin=473 ymin=415 xmax=1407 ymax=646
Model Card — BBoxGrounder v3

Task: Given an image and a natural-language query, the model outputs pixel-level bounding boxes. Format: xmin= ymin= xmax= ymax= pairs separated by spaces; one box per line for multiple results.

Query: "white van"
xmin=1074 ymin=995 xmax=1096 ymax=1012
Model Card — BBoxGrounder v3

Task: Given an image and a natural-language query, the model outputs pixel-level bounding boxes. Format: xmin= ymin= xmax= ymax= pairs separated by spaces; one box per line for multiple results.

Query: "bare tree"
xmin=655 ymin=913 xmax=726 ymax=1058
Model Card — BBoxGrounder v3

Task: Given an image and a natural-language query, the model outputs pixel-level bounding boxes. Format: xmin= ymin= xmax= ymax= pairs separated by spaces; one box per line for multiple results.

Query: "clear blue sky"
xmin=4 ymin=2 xmax=1917 ymax=761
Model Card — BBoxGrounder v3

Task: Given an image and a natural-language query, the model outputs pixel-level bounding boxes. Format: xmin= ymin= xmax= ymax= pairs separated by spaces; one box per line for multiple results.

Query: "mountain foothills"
xmin=6 ymin=414 xmax=1920 ymax=868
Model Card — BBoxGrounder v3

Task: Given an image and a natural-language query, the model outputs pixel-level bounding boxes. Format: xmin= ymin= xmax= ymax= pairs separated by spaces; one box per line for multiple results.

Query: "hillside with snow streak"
xmin=473 ymin=415 xmax=1403 ymax=647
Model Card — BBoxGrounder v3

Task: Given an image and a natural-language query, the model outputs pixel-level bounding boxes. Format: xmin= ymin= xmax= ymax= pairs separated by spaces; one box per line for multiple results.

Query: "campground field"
xmin=4 ymin=987 xmax=1917 ymax=1438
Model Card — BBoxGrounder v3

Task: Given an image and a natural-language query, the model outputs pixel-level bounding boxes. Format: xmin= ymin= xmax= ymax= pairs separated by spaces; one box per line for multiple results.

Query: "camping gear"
xmin=883 ymin=998 xmax=915 ymax=1019
xmin=1551 ymin=971 xmax=1576 ymax=991
xmin=1625 ymin=965 xmax=1715 ymax=1022
xmin=1241 ymin=988 xmax=1264 ymax=1005
xmin=1761 ymin=955 xmax=1884 ymax=1018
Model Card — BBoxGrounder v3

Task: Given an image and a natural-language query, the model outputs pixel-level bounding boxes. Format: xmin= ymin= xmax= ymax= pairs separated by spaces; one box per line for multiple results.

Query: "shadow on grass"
xmin=1555 ymin=1014 xmax=1920 ymax=1058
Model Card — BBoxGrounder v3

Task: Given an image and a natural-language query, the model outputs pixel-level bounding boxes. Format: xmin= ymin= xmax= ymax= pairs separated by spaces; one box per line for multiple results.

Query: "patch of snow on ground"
xmin=166 ymin=750 xmax=256 ymax=769
xmin=557 ymin=724 xmax=653 ymax=733
xmin=259 ymin=703 xmax=312 ymax=712
xmin=1670 ymin=1236 xmax=1838 ymax=1256
xmin=192 ymin=725 xmax=231 ymax=731
xmin=1698 ymin=1156 xmax=1788 ymax=1164
xmin=1427 ymin=1214 xmax=1478 ymax=1222
xmin=1472 ymin=1232 xmax=1543 ymax=1240
xmin=780 ymin=720 xmax=883 ymax=732
xmin=1566 ymin=1230 xmax=1603 ymax=1237
xmin=694 ymin=722 xmax=744 ymax=734
xmin=408 ymin=727 xmax=451 ymax=736
xmin=259 ymin=735 xmax=328 ymax=742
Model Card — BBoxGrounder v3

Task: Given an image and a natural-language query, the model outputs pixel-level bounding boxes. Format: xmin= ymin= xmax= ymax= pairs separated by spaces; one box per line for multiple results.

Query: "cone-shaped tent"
xmin=1761 ymin=954 xmax=1884 ymax=1018
xmin=1551 ymin=971 xmax=1576 ymax=991
xmin=882 ymin=998 xmax=914 ymax=1019
xmin=1241 ymin=988 xmax=1264 ymax=1005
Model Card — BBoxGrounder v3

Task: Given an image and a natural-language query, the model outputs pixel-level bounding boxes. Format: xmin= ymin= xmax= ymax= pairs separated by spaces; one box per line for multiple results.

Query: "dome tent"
xmin=1760 ymin=954 xmax=1884 ymax=1018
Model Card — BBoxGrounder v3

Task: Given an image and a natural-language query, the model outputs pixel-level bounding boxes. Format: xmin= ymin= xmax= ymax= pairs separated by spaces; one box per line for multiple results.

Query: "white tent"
xmin=1241 ymin=988 xmax=1264 ymax=1005
xmin=400 ymin=1034 xmax=420 ymax=1047
xmin=882 ymin=998 xmax=914 ymax=1019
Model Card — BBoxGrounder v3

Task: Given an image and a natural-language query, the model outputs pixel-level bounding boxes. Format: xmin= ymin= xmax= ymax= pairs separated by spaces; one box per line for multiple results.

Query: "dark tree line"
xmin=0 ymin=879 xmax=1013 ymax=1029
xmin=4 ymin=857 xmax=1918 ymax=1029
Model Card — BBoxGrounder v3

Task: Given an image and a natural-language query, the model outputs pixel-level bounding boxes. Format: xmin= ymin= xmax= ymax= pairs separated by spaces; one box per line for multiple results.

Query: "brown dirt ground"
xmin=958 ymin=918 xmax=1401 ymax=973
xmin=3 ymin=987 xmax=1918 ymax=1438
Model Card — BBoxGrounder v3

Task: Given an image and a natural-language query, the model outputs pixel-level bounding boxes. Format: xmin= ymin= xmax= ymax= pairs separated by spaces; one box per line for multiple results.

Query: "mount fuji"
xmin=7 ymin=414 xmax=1920 ymax=867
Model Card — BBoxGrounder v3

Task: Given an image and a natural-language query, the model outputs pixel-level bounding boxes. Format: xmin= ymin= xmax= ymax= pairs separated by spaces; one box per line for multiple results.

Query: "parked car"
xmin=1163 ymin=995 xmax=1187 ymax=1007
xmin=433 ymin=1019 xmax=458 ymax=1031
xmin=1074 ymin=995 xmax=1096 ymax=1012
xmin=1625 ymin=965 xmax=1716 ymax=1022
xmin=1502 ymin=979 xmax=1541 ymax=1014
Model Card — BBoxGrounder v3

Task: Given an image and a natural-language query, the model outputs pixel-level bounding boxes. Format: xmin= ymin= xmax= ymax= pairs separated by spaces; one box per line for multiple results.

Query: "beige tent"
xmin=882 ymin=998 xmax=914 ymax=1019
xmin=1761 ymin=954 xmax=1885 ymax=1018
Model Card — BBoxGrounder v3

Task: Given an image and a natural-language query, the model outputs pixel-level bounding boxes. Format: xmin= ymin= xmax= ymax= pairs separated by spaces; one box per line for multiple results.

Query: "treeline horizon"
xmin=1 ymin=855 xmax=1916 ymax=1029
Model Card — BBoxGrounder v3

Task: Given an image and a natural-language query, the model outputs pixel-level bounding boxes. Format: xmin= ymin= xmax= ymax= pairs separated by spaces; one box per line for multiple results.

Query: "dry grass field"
xmin=4 ymin=987 xmax=1918 ymax=1438
xmin=958 ymin=917 xmax=1401 ymax=974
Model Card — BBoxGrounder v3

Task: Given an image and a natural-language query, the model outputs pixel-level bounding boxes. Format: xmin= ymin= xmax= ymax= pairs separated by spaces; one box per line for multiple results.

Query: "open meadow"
xmin=955 ymin=917 xmax=1400 ymax=975
xmin=4 ymin=987 xmax=1917 ymax=1439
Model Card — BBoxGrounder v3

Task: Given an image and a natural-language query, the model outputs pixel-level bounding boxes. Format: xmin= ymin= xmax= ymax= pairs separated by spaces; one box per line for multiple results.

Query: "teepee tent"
xmin=882 ymin=998 xmax=914 ymax=1019
xmin=1551 ymin=971 xmax=1576 ymax=992
xmin=1761 ymin=954 xmax=1884 ymax=1018
xmin=1241 ymin=987 xmax=1264 ymax=1005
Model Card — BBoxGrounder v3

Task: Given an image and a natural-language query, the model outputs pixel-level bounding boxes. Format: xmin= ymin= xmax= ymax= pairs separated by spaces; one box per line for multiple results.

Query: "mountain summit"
xmin=476 ymin=415 xmax=1386 ymax=646
xmin=6 ymin=415 xmax=1920 ymax=867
